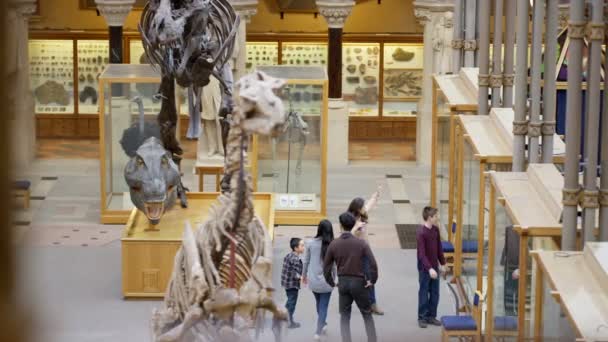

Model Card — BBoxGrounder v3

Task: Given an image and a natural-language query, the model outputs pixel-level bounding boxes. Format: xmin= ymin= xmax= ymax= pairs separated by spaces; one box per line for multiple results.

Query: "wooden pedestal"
xmin=121 ymin=192 xmax=275 ymax=298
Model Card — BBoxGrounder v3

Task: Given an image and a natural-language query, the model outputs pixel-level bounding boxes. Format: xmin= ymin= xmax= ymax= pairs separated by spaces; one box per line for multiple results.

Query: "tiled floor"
xmin=12 ymin=146 xmax=463 ymax=341
xmin=37 ymin=138 xmax=416 ymax=161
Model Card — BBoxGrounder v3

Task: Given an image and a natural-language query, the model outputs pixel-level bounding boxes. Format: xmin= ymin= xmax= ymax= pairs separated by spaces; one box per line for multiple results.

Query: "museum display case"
xmin=487 ymin=164 xmax=566 ymax=340
xmin=246 ymin=41 xmax=279 ymax=72
xmin=29 ymin=39 xmax=75 ymax=114
xmin=281 ymin=42 xmax=327 ymax=67
xmin=382 ymin=43 xmax=423 ymax=117
xmin=531 ymin=243 xmax=608 ymax=341
xmin=98 ymin=64 xmax=178 ymax=224
xmin=29 ymin=32 xmax=423 ymax=140
xmin=77 ymin=40 xmax=110 ymax=114
xmin=430 ymin=68 xmax=478 ymax=230
xmin=342 ymin=42 xmax=381 ymax=117
xmin=449 ymin=110 xmax=566 ymax=321
xmin=252 ymin=65 xmax=327 ymax=225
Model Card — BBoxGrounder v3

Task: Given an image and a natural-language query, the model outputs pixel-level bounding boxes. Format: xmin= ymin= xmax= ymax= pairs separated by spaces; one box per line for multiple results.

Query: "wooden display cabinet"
xmin=122 ymin=192 xmax=275 ymax=298
xmin=430 ymin=68 xmax=478 ymax=238
xmin=448 ymin=108 xmax=566 ymax=316
xmin=486 ymin=165 xmax=600 ymax=340
xmin=531 ymin=243 xmax=608 ymax=341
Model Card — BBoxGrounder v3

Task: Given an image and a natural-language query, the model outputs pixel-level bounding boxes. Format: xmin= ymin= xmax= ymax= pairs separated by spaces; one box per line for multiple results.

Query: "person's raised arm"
xmin=363 ymin=184 xmax=382 ymax=214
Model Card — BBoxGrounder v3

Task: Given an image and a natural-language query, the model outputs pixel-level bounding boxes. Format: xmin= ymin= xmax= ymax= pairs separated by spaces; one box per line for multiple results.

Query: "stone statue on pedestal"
xmin=197 ymin=76 xmax=225 ymax=162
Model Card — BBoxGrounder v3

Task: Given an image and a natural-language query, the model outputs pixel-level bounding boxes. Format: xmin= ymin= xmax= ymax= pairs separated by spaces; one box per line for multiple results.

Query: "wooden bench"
xmin=13 ymin=180 xmax=31 ymax=209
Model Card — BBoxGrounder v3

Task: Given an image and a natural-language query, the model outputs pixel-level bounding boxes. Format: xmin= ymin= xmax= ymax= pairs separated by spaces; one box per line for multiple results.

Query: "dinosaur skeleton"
xmin=271 ymin=88 xmax=309 ymax=178
xmin=135 ymin=0 xmax=239 ymax=215
xmin=151 ymin=71 xmax=288 ymax=342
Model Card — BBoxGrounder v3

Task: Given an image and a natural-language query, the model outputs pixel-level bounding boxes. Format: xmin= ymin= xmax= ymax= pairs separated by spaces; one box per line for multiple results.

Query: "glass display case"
xmin=77 ymin=40 xmax=109 ymax=114
xmin=281 ymin=42 xmax=327 ymax=67
xmin=29 ymin=39 xmax=75 ymax=114
xmin=382 ymin=43 xmax=423 ymax=117
xmin=246 ymin=42 xmax=279 ymax=73
xmin=129 ymin=39 xmax=146 ymax=64
xmin=98 ymin=64 xmax=176 ymax=224
xmin=460 ymin=139 xmax=483 ymax=304
xmin=253 ymin=65 xmax=327 ymax=225
xmin=342 ymin=43 xmax=380 ymax=117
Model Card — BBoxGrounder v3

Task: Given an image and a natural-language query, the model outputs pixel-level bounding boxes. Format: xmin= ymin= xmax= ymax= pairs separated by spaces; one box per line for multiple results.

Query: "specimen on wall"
xmin=383 ymin=69 xmax=423 ymax=98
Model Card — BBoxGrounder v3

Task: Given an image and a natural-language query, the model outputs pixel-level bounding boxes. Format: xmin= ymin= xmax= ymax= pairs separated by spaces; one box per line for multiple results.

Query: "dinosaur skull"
xmin=235 ymin=71 xmax=287 ymax=136
xmin=124 ymin=137 xmax=180 ymax=225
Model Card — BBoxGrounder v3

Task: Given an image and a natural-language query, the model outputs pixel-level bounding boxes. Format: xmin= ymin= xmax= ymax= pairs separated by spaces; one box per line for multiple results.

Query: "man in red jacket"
xmin=416 ymin=206 xmax=446 ymax=328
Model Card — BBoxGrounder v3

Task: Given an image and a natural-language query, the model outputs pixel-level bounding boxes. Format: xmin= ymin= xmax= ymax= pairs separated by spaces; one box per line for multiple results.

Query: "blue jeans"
xmin=285 ymin=288 xmax=299 ymax=321
xmin=369 ymin=286 xmax=376 ymax=304
xmin=313 ymin=292 xmax=332 ymax=334
xmin=418 ymin=270 xmax=440 ymax=321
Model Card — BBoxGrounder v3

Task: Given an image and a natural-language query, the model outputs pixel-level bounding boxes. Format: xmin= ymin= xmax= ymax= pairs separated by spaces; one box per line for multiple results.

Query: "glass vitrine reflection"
xmin=436 ymin=92 xmax=452 ymax=232
xmin=99 ymin=64 xmax=176 ymax=223
xmin=461 ymin=141 xmax=481 ymax=304
xmin=255 ymin=66 xmax=327 ymax=220
xmin=490 ymin=195 xmax=518 ymax=340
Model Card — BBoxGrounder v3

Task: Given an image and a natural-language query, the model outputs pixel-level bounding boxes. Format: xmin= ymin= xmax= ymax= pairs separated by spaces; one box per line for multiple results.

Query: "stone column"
xmin=229 ymin=0 xmax=258 ymax=82
xmin=95 ymin=0 xmax=135 ymax=64
xmin=562 ymin=1 xmax=585 ymax=251
xmin=414 ymin=1 xmax=454 ymax=167
xmin=7 ymin=0 xmax=37 ymax=173
xmin=316 ymin=0 xmax=354 ymax=167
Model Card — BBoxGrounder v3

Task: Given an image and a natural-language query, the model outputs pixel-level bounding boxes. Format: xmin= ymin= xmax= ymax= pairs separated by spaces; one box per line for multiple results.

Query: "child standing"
xmin=416 ymin=207 xmax=446 ymax=328
xmin=281 ymin=237 xmax=305 ymax=329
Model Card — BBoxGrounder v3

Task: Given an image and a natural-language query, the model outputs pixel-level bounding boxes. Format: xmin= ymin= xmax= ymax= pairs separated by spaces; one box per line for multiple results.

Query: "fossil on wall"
xmin=392 ymin=47 xmax=415 ymax=62
xmin=383 ymin=69 xmax=422 ymax=98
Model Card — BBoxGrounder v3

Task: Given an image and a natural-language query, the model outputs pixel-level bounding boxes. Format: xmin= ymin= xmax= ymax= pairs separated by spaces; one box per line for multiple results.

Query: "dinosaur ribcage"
xmin=217 ymin=231 xmax=257 ymax=290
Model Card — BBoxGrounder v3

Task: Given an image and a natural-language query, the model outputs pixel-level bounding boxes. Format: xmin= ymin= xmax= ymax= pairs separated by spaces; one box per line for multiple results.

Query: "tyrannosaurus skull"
xmin=124 ymin=137 xmax=181 ymax=225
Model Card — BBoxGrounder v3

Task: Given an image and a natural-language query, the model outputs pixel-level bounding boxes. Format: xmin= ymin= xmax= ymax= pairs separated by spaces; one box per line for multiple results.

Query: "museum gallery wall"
xmin=30 ymin=0 xmax=422 ymax=140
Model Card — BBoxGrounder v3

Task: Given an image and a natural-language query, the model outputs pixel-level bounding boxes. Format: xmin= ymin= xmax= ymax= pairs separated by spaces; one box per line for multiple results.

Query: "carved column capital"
xmin=558 ymin=4 xmax=570 ymax=31
xmin=9 ymin=0 xmax=37 ymax=18
xmin=414 ymin=8 xmax=432 ymax=26
xmin=413 ymin=1 xmax=454 ymax=27
xmin=95 ymin=0 xmax=135 ymax=27
xmin=230 ymin=0 xmax=258 ymax=23
xmin=316 ymin=1 xmax=355 ymax=29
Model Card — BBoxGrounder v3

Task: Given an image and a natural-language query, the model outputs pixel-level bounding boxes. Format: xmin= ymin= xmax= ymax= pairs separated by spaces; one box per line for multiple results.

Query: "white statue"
xmin=197 ymin=76 xmax=225 ymax=161
xmin=432 ymin=12 xmax=454 ymax=75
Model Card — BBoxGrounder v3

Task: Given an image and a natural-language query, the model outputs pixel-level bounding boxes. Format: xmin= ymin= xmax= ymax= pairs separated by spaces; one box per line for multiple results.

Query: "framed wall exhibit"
xmin=29 ymin=31 xmax=423 ymax=140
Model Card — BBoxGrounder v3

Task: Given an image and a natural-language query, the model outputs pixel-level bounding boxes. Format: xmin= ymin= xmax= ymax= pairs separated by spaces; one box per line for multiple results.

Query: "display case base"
xmin=274 ymin=211 xmax=326 ymax=226
xmin=121 ymin=192 xmax=275 ymax=298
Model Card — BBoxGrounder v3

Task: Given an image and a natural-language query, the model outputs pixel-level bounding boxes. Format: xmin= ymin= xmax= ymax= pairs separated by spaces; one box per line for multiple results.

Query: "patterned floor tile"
xmin=20 ymin=223 xmax=122 ymax=247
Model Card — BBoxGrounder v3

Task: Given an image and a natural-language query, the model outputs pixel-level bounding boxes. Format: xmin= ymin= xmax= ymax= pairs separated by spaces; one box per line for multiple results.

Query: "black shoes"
xmin=287 ymin=321 xmax=301 ymax=329
xmin=418 ymin=317 xmax=441 ymax=328
xmin=426 ymin=318 xmax=442 ymax=326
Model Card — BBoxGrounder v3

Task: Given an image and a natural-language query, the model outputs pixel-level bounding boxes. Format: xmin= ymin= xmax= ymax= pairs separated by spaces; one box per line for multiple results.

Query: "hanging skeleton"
xmin=128 ymin=0 xmax=239 ymax=220
xmin=152 ymin=71 xmax=288 ymax=342
xmin=271 ymin=87 xmax=309 ymax=178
